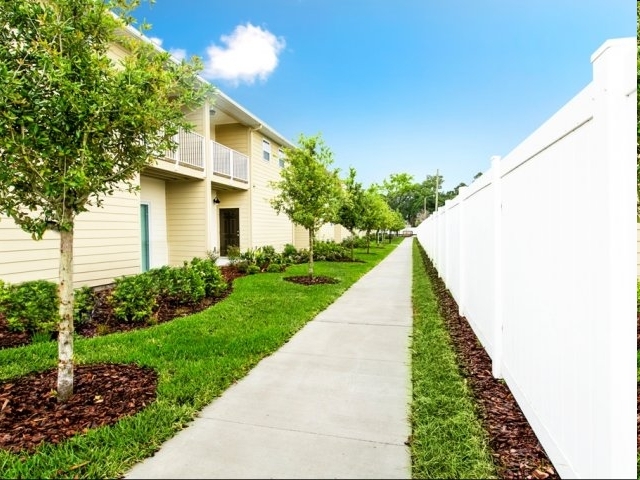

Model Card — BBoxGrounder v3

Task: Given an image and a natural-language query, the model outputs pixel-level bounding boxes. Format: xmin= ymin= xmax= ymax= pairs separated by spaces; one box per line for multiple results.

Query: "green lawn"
xmin=0 ymin=241 xmax=400 ymax=479
xmin=410 ymin=239 xmax=497 ymax=479
xmin=1 ymin=238 xmax=508 ymax=479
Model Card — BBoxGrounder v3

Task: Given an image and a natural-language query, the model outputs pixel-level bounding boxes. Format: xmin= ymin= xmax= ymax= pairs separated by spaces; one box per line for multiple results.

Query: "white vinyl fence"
xmin=415 ymin=38 xmax=636 ymax=480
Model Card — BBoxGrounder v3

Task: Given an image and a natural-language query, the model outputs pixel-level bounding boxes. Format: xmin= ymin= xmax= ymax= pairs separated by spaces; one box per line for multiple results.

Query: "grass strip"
xmin=0 ymin=240 xmax=400 ymax=479
xmin=410 ymin=239 xmax=497 ymax=479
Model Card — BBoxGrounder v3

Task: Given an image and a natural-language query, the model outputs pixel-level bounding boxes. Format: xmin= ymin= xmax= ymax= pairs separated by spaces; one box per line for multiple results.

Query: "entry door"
xmin=220 ymin=208 xmax=240 ymax=256
xmin=140 ymin=204 xmax=150 ymax=272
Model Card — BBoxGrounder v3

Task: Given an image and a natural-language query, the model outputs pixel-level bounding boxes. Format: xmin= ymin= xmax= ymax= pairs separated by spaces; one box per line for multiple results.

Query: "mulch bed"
xmin=0 ymin=364 xmax=157 ymax=453
xmin=419 ymin=247 xmax=559 ymax=479
xmin=283 ymin=275 xmax=339 ymax=286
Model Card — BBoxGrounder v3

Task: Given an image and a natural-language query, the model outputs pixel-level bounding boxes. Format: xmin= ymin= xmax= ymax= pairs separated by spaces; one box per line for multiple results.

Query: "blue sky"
xmin=133 ymin=0 xmax=634 ymax=190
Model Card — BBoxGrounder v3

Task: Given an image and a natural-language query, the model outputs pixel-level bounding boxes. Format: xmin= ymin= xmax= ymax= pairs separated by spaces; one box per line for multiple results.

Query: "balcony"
xmin=165 ymin=130 xmax=205 ymax=170
xmin=211 ymin=141 xmax=249 ymax=184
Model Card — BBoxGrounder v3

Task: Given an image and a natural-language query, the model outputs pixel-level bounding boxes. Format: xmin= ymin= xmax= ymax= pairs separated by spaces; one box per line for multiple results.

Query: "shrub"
xmin=148 ymin=264 xmax=206 ymax=305
xmin=73 ymin=286 xmax=95 ymax=327
xmin=190 ymin=257 xmax=228 ymax=297
xmin=0 ymin=280 xmax=59 ymax=334
xmin=247 ymin=265 xmax=261 ymax=275
xmin=205 ymin=249 xmax=219 ymax=263
xmin=110 ymin=273 xmax=158 ymax=323
xmin=342 ymin=235 xmax=368 ymax=249
xmin=227 ymin=246 xmax=241 ymax=263
xmin=313 ymin=240 xmax=350 ymax=261
xmin=266 ymin=263 xmax=284 ymax=273
xmin=282 ymin=243 xmax=297 ymax=257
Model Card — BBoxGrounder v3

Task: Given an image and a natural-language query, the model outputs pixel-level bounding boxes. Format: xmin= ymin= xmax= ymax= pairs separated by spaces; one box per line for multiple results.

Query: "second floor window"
xmin=278 ymin=148 xmax=285 ymax=168
xmin=262 ymin=139 xmax=271 ymax=161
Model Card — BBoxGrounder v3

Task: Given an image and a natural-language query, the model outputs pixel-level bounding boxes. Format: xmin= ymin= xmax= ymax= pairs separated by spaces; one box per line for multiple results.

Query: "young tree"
xmin=389 ymin=210 xmax=406 ymax=241
xmin=0 ymin=0 xmax=212 ymax=401
xmin=357 ymin=188 xmax=388 ymax=254
xmin=336 ymin=167 xmax=365 ymax=260
xmin=270 ymin=133 xmax=343 ymax=278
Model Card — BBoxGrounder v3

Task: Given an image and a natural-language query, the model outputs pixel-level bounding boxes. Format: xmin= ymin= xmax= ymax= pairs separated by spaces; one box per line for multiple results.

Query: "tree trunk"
xmin=57 ymin=225 xmax=74 ymax=402
xmin=366 ymin=229 xmax=371 ymax=254
xmin=349 ymin=230 xmax=354 ymax=261
xmin=308 ymin=229 xmax=314 ymax=279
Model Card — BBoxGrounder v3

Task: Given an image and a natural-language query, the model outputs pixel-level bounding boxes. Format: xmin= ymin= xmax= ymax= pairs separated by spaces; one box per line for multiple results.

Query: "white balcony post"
xmin=229 ymin=150 xmax=235 ymax=180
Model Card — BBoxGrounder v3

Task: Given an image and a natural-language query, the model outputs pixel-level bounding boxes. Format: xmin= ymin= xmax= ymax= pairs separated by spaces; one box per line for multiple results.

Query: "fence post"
xmin=444 ymin=200 xmax=452 ymax=284
xmin=589 ymin=38 xmax=636 ymax=479
xmin=491 ymin=155 xmax=503 ymax=379
xmin=458 ymin=186 xmax=468 ymax=317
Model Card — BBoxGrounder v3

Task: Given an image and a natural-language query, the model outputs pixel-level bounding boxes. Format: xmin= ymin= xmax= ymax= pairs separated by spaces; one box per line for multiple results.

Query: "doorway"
xmin=140 ymin=203 xmax=150 ymax=272
xmin=220 ymin=208 xmax=240 ymax=256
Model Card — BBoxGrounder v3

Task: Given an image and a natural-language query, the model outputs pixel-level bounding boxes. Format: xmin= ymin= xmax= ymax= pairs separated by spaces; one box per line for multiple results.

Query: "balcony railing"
xmin=165 ymin=130 xmax=205 ymax=169
xmin=211 ymin=141 xmax=249 ymax=183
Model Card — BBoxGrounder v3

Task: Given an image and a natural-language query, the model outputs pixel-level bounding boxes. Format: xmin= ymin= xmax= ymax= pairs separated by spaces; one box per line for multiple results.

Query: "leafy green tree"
xmin=388 ymin=209 xmax=406 ymax=242
xmin=381 ymin=172 xmax=447 ymax=226
xmin=358 ymin=188 xmax=389 ymax=254
xmin=0 ymin=0 xmax=211 ymax=401
xmin=270 ymin=133 xmax=343 ymax=278
xmin=337 ymin=167 xmax=365 ymax=260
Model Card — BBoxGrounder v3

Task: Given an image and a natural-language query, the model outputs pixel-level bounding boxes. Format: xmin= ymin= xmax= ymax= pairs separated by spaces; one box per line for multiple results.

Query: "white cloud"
xmin=203 ymin=23 xmax=285 ymax=85
xmin=149 ymin=36 xmax=163 ymax=47
xmin=169 ymin=48 xmax=187 ymax=62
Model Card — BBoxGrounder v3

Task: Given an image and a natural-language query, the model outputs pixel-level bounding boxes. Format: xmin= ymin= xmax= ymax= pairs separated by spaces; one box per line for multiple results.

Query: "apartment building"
xmin=0 ymin=24 xmax=348 ymax=288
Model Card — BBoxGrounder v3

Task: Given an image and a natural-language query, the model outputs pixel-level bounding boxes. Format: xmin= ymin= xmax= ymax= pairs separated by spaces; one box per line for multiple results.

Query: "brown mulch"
xmin=283 ymin=275 xmax=339 ymax=286
xmin=0 ymin=363 xmax=157 ymax=453
xmin=419 ymin=247 xmax=559 ymax=479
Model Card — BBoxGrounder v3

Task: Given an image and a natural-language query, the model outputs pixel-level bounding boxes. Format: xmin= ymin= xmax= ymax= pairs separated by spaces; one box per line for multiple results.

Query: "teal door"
xmin=140 ymin=204 xmax=150 ymax=272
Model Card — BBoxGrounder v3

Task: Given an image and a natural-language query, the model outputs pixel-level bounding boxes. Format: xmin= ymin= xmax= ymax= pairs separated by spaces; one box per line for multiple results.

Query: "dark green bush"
xmin=313 ymin=240 xmax=351 ymax=261
xmin=189 ymin=257 xmax=228 ymax=297
xmin=0 ymin=280 xmax=59 ymax=334
xmin=73 ymin=286 xmax=95 ymax=326
xmin=227 ymin=245 xmax=241 ymax=262
xmin=147 ymin=264 xmax=206 ymax=305
xmin=342 ymin=235 xmax=368 ymax=249
xmin=110 ymin=273 xmax=159 ymax=323
xmin=266 ymin=263 xmax=284 ymax=273
xmin=247 ymin=265 xmax=261 ymax=275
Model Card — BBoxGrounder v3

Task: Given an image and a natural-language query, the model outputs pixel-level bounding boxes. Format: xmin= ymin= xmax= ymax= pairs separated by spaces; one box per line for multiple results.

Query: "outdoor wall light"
xmin=213 ymin=196 xmax=221 ymax=204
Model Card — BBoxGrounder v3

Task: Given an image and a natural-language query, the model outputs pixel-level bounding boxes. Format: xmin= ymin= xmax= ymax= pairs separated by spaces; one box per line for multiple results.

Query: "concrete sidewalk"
xmin=126 ymin=238 xmax=413 ymax=479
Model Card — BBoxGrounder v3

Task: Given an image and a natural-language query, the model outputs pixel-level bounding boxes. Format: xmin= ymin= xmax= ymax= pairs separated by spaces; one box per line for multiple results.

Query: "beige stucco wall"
xmin=0 ymin=187 xmax=140 ymax=288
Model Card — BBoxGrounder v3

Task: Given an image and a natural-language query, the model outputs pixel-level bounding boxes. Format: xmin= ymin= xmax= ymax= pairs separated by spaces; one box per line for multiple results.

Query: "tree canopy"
xmin=0 ymin=0 xmax=211 ymax=401
xmin=270 ymin=133 xmax=343 ymax=277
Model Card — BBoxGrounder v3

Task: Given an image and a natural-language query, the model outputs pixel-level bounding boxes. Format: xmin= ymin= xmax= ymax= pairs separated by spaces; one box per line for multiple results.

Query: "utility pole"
xmin=434 ymin=168 xmax=439 ymax=212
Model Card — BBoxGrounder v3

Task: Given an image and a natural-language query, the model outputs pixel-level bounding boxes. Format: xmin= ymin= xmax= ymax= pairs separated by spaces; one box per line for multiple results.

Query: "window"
xmin=262 ymin=139 xmax=270 ymax=161
xmin=278 ymin=148 xmax=285 ymax=168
